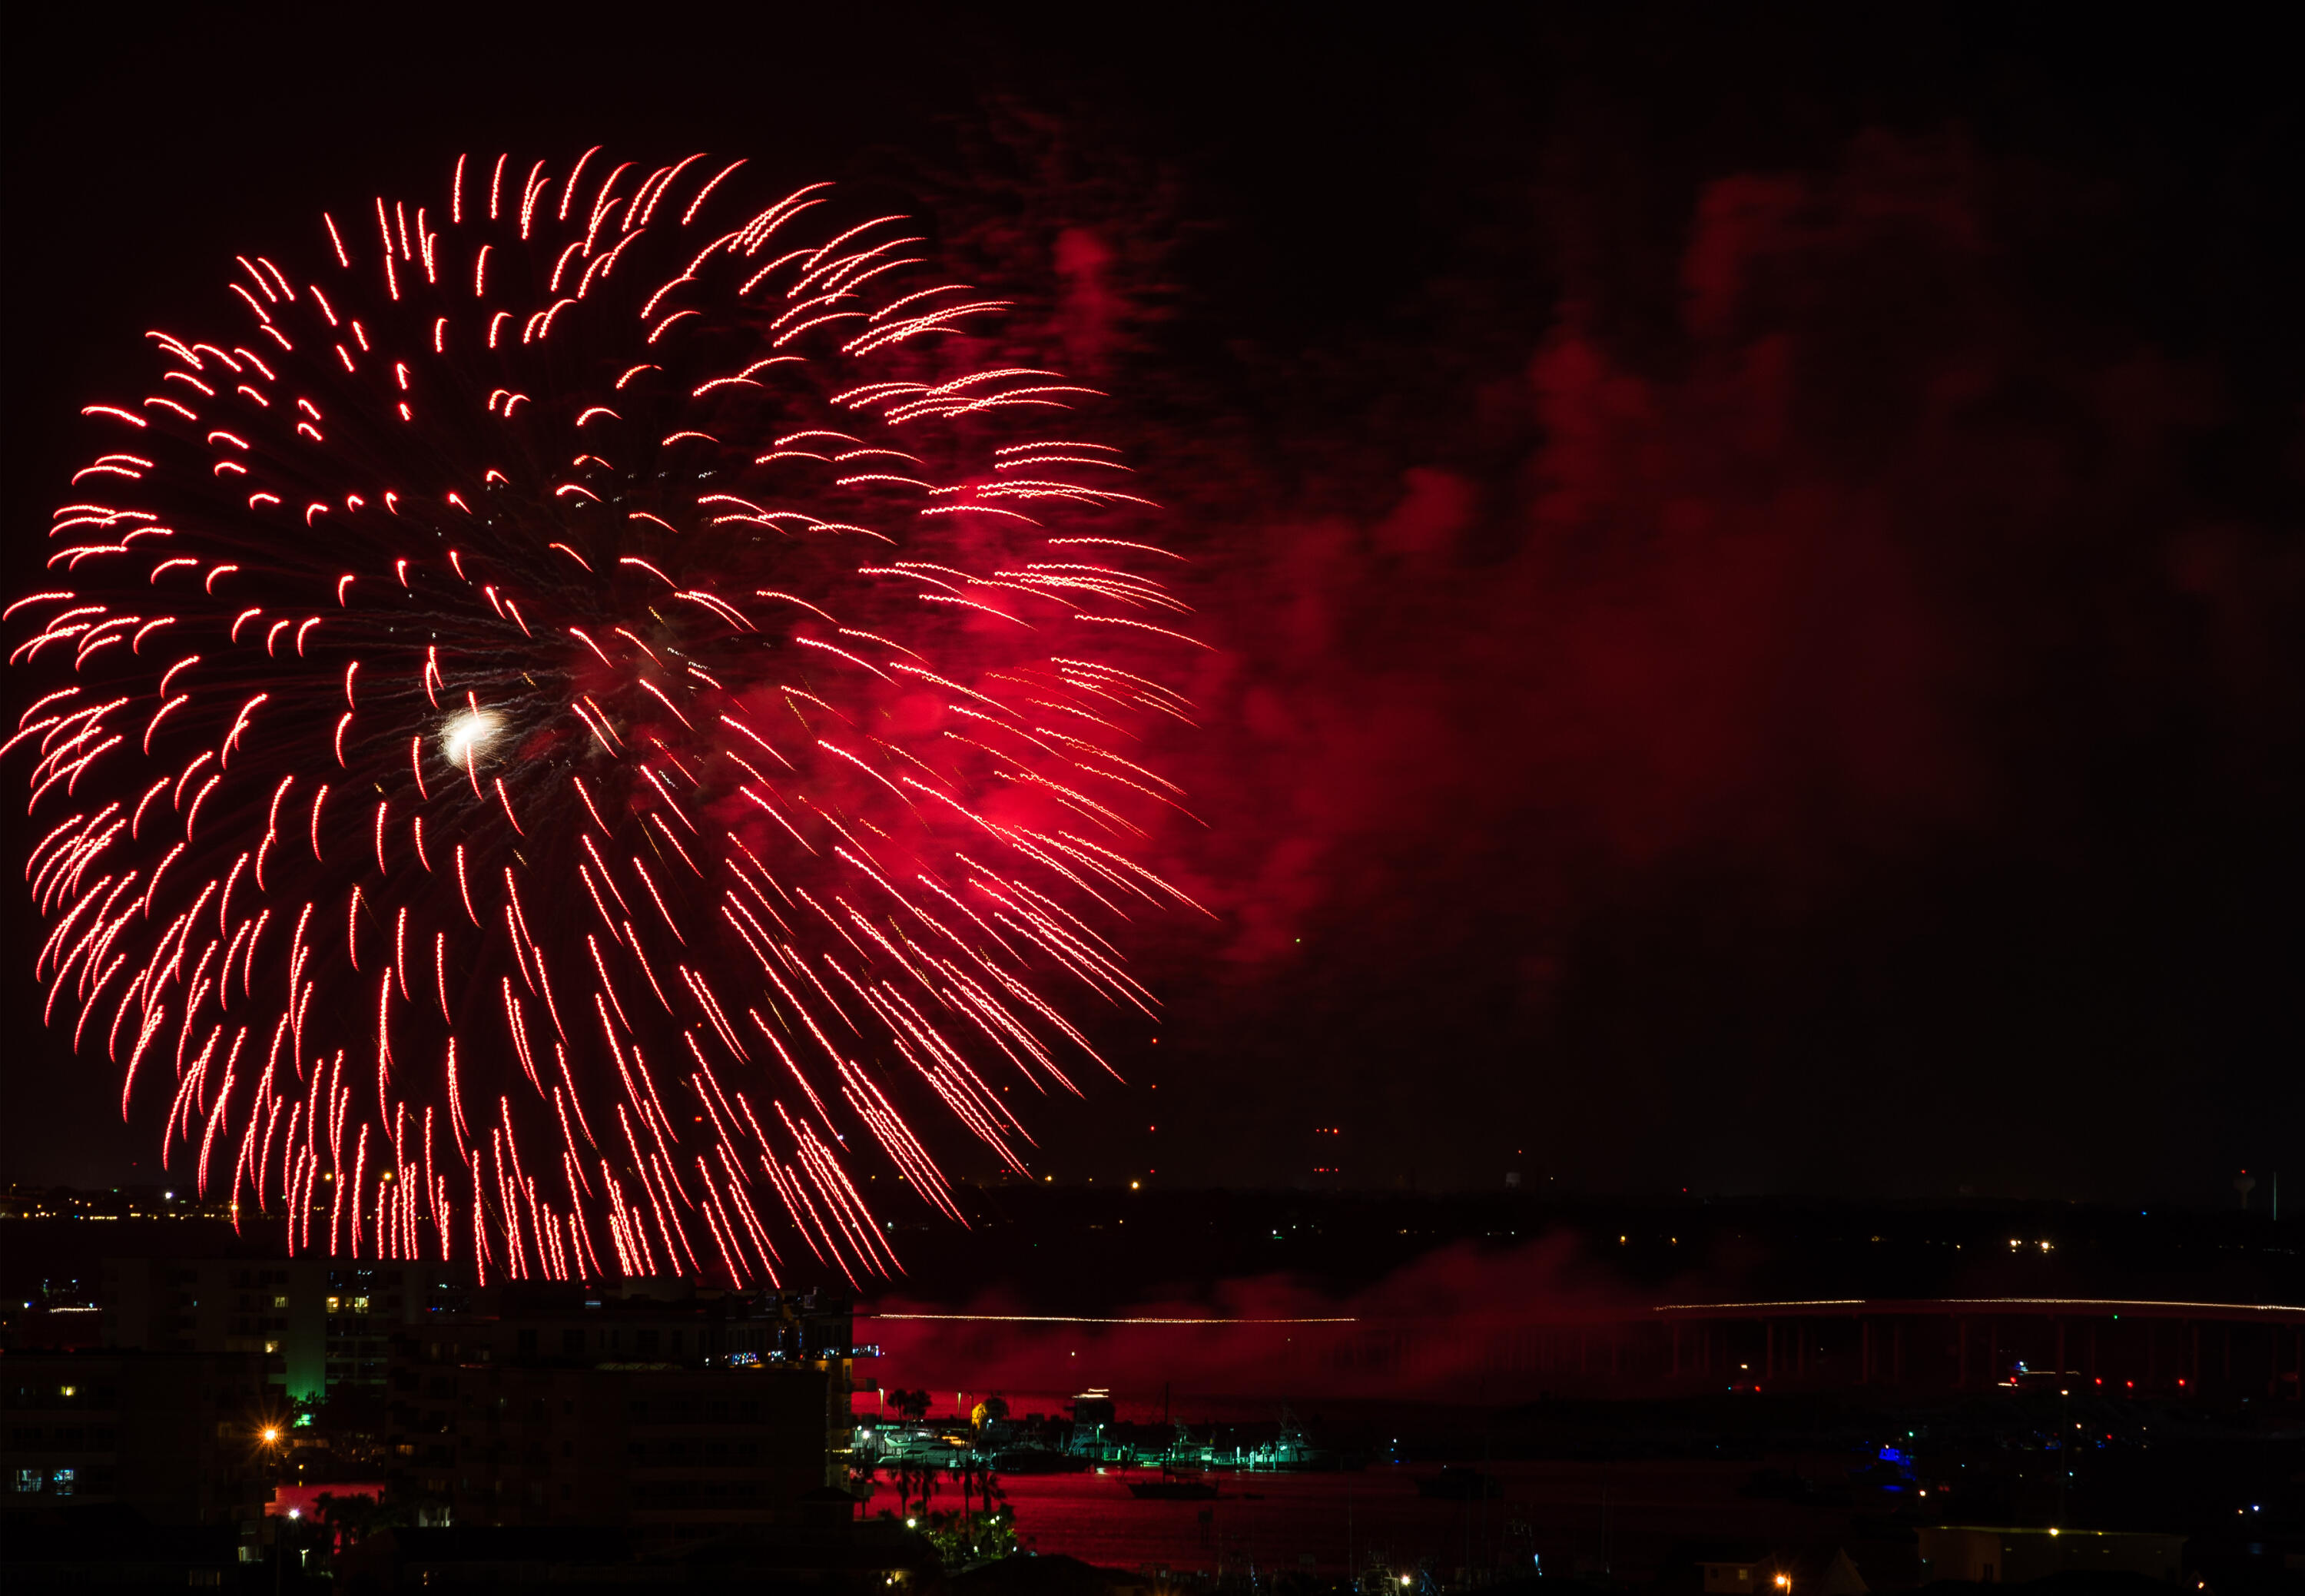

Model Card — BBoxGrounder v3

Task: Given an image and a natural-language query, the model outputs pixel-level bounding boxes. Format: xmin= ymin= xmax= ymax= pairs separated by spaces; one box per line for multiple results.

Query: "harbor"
xmin=854 ymin=1392 xmax=1375 ymax=1481
xmin=863 ymin=1452 xmax=1948 ymax=1590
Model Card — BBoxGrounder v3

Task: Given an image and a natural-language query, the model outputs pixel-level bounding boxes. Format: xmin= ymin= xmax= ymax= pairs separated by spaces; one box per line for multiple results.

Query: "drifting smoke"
xmin=1124 ymin=128 xmax=2303 ymax=1193
xmin=866 ymin=1230 xmax=1649 ymax=1411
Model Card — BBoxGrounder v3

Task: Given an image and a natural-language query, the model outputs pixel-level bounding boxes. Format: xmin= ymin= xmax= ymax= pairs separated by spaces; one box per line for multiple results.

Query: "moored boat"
xmin=1127 ymin=1465 xmax=1220 ymax=1501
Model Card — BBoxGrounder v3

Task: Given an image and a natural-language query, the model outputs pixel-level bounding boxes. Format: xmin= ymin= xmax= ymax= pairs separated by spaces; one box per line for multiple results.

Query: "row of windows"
xmin=627 ymin=1399 xmax=769 ymax=1425
xmin=326 ymin=1294 xmax=400 ymax=1315
xmin=628 ymin=1440 xmax=769 ymax=1465
xmin=13 ymin=1466 xmax=114 ymax=1495
xmin=404 ymin=1477 xmax=771 ymax=1510
xmin=400 ymin=1478 xmax=783 ymax=1516
xmin=634 ymin=1479 xmax=768 ymax=1505
xmin=403 ymin=1392 xmax=774 ymax=1426
xmin=512 ymin=1327 xmax=692 ymax=1357
xmin=5 ymin=1427 xmax=120 ymax=1449
xmin=4 ymin=1385 xmax=118 ymax=1410
xmin=420 ymin=1392 xmax=572 ymax=1416
xmin=325 ymin=1269 xmax=443 ymax=1289
xmin=493 ymin=1326 xmax=837 ymax=1357
xmin=400 ymin=1430 xmax=781 ymax=1471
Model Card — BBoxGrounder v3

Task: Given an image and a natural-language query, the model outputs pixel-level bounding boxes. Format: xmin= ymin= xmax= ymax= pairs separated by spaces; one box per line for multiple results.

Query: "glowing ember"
xmin=439 ymin=708 xmax=499 ymax=768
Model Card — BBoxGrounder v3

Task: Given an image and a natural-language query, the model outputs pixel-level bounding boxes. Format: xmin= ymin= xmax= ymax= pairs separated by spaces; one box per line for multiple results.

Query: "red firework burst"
xmin=7 ymin=150 xmax=1203 ymax=1286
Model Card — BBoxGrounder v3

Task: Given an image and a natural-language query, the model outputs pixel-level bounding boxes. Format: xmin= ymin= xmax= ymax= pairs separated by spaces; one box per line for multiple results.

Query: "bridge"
xmin=1647 ymin=1296 xmax=2304 ymax=1397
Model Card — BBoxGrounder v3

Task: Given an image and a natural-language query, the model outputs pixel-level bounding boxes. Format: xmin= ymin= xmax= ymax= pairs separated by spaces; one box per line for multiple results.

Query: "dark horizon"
xmin=4 ymin=4 xmax=2300 ymax=1216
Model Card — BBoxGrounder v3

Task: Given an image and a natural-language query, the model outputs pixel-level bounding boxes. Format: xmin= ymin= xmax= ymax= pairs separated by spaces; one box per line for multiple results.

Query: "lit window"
xmin=51 ymin=1468 xmax=75 ymax=1497
xmin=14 ymin=1469 xmax=41 ymax=1493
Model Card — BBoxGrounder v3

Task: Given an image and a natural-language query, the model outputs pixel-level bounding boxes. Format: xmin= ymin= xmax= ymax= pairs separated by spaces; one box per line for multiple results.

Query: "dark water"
xmin=986 ymin=1458 xmax=1888 ymax=1583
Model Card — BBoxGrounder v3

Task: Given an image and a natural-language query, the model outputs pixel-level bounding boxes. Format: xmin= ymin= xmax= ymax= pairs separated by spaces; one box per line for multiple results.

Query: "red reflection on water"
xmin=979 ymin=1459 xmax=1871 ymax=1582
xmin=997 ymin=1467 xmax=1487 ymax=1578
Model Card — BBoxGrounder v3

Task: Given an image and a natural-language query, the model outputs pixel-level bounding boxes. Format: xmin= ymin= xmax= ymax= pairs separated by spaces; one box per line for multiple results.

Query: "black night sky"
xmin=4 ymin=4 xmax=2300 ymax=1207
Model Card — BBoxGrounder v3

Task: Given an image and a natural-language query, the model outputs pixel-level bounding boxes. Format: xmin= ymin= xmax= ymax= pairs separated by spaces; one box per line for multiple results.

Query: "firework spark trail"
xmin=8 ymin=151 xmax=1206 ymax=1283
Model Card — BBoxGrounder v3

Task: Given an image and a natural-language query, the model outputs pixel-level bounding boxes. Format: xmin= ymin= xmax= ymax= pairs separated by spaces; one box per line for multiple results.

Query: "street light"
xmin=273 ymin=1505 xmax=303 ymax=1596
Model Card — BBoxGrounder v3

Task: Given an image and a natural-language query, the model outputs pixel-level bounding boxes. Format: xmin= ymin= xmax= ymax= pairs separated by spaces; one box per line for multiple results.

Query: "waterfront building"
xmin=381 ymin=1282 xmax=869 ymax=1547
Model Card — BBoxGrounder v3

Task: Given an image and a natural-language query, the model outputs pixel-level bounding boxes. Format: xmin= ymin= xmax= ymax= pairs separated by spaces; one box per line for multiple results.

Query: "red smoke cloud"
xmin=864 ymin=1230 xmax=1668 ymax=1412
xmin=1179 ymin=130 xmax=2279 ymax=970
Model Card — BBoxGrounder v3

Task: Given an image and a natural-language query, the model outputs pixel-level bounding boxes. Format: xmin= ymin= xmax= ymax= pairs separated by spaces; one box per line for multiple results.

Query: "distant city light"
xmin=874 ymin=1312 xmax=1357 ymax=1325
